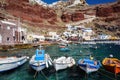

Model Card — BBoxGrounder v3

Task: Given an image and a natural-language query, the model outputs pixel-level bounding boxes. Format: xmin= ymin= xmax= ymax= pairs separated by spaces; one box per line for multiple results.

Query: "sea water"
xmin=0 ymin=43 xmax=120 ymax=80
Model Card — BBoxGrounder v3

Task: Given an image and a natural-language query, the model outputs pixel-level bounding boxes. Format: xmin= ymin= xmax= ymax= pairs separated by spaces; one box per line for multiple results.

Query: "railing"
xmin=78 ymin=39 xmax=120 ymax=44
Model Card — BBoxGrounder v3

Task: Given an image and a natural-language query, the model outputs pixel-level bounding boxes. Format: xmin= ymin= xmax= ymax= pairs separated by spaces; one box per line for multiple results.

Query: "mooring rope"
xmin=40 ymin=70 xmax=48 ymax=80
xmin=55 ymin=71 xmax=59 ymax=80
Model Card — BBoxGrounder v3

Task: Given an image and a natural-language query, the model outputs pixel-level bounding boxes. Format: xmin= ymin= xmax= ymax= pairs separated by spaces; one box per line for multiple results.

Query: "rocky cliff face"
xmin=96 ymin=2 xmax=120 ymax=17
xmin=0 ymin=0 xmax=87 ymax=29
xmin=61 ymin=11 xmax=84 ymax=22
xmin=5 ymin=0 xmax=57 ymax=25
xmin=0 ymin=0 xmax=120 ymax=36
xmin=95 ymin=2 xmax=120 ymax=25
xmin=93 ymin=2 xmax=120 ymax=37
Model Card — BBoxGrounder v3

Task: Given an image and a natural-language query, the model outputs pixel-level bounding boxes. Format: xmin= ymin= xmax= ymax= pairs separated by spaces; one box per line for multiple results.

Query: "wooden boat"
xmin=53 ymin=56 xmax=75 ymax=71
xmin=102 ymin=58 xmax=120 ymax=74
xmin=0 ymin=56 xmax=28 ymax=72
xmin=29 ymin=47 xmax=52 ymax=72
xmin=78 ymin=58 xmax=101 ymax=74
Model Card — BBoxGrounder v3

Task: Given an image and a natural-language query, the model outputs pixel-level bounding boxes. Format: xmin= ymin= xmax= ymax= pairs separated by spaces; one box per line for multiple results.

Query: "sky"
xmin=42 ymin=0 xmax=117 ymax=5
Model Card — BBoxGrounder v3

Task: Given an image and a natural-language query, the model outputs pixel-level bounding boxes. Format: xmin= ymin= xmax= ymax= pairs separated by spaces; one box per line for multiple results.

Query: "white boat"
xmin=29 ymin=48 xmax=52 ymax=72
xmin=0 ymin=56 xmax=28 ymax=72
xmin=53 ymin=56 xmax=75 ymax=71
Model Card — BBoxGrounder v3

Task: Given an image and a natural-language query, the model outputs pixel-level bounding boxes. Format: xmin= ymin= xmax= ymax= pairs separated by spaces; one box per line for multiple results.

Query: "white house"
xmin=82 ymin=28 xmax=95 ymax=40
xmin=97 ymin=34 xmax=111 ymax=40
xmin=63 ymin=31 xmax=71 ymax=37
xmin=48 ymin=32 xmax=59 ymax=41
xmin=27 ymin=34 xmax=45 ymax=43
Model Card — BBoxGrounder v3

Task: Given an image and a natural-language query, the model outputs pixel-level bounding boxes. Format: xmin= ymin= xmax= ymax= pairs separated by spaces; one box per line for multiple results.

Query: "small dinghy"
xmin=29 ymin=46 xmax=52 ymax=72
xmin=78 ymin=58 xmax=101 ymax=74
xmin=53 ymin=56 xmax=75 ymax=71
xmin=0 ymin=56 xmax=28 ymax=72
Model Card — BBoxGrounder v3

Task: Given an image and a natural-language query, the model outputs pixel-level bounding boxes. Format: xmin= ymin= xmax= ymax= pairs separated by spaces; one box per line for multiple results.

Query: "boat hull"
xmin=54 ymin=63 xmax=67 ymax=71
xmin=102 ymin=58 xmax=120 ymax=74
xmin=78 ymin=59 xmax=100 ymax=74
xmin=30 ymin=64 xmax=46 ymax=71
xmin=29 ymin=55 xmax=46 ymax=72
xmin=53 ymin=57 xmax=75 ymax=71
xmin=29 ymin=54 xmax=52 ymax=72
xmin=79 ymin=64 xmax=99 ymax=73
xmin=0 ymin=57 xmax=27 ymax=72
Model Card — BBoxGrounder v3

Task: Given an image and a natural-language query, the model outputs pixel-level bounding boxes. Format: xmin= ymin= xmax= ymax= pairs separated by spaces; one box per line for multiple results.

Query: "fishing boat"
xmin=59 ymin=47 xmax=70 ymax=52
xmin=59 ymin=43 xmax=70 ymax=52
xmin=53 ymin=56 xmax=75 ymax=71
xmin=29 ymin=47 xmax=52 ymax=72
xmin=0 ymin=56 xmax=28 ymax=72
xmin=102 ymin=58 xmax=120 ymax=74
xmin=78 ymin=58 xmax=101 ymax=74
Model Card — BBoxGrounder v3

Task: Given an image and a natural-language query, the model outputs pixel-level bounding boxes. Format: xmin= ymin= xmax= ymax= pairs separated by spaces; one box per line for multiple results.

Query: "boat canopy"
xmin=35 ymin=49 xmax=45 ymax=61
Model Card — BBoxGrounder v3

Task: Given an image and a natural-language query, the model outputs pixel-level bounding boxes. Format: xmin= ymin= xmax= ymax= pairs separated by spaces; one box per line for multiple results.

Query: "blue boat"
xmin=78 ymin=58 xmax=101 ymax=74
xmin=29 ymin=47 xmax=52 ymax=71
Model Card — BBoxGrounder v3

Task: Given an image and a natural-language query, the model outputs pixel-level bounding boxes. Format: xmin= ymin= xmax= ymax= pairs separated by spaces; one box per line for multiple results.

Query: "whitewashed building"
xmin=0 ymin=20 xmax=27 ymax=45
xmin=82 ymin=28 xmax=95 ymax=40
xmin=97 ymin=34 xmax=111 ymax=40
xmin=48 ymin=32 xmax=59 ymax=41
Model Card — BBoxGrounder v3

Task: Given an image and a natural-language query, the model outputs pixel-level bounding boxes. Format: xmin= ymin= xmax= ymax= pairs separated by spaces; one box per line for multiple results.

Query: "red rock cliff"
xmin=96 ymin=2 xmax=120 ymax=17
xmin=5 ymin=0 xmax=57 ymax=24
xmin=61 ymin=11 xmax=84 ymax=22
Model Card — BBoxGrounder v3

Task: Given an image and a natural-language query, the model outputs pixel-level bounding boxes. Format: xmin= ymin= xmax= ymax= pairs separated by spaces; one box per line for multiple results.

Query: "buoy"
xmin=48 ymin=60 xmax=52 ymax=66
xmin=46 ymin=60 xmax=49 ymax=68
xmin=109 ymin=54 xmax=113 ymax=58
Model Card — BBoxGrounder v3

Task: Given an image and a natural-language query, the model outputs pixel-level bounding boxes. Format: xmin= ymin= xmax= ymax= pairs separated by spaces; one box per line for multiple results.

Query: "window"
xmin=7 ymin=37 xmax=10 ymax=41
xmin=38 ymin=51 xmax=42 ymax=54
xmin=13 ymin=36 xmax=16 ymax=41
xmin=22 ymin=36 xmax=25 ymax=40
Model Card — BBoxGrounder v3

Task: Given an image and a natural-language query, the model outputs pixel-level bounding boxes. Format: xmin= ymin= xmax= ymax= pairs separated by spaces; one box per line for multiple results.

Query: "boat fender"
xmin=27 ymin=56 xmax=29 ymax=59
xmin=49 ymin=57 xmax=53 ymax=62
xmin=46 ymin=60 xmax=49 ymax=68
xmin=48 ymin=60 xmax=52 ymax=66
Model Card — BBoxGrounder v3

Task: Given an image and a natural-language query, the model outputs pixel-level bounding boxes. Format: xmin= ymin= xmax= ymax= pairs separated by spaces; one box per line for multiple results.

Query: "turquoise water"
xmin=0 ymin=43 xmax=120 ymax=80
